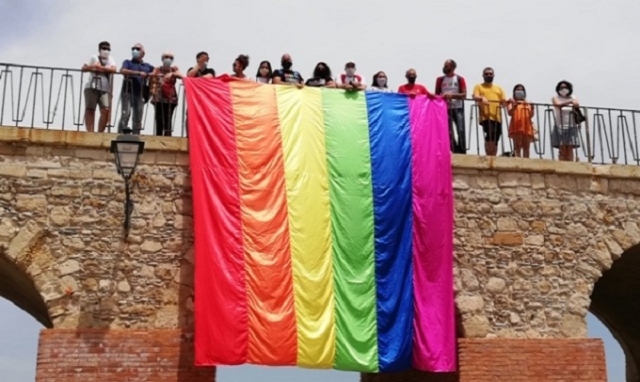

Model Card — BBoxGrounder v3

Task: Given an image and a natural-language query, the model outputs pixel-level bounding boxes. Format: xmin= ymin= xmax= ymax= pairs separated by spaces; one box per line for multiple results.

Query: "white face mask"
xmin=346 ymin=68 xmax=356 ymax=77
xmin=558 ymin=88 xmax=569 ymax=97
xmin=99 ymin=49 xmax=110 ymax=59
xmin=163 ymin=58 xmax=173 ymax=67
xmin=259 ymin=68 xmax=269 ymax=76
xmin=377 ymin=77 xmax=387 ymax=87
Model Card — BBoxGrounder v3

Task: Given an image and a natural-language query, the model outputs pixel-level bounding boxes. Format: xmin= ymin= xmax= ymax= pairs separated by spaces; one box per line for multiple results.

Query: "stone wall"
xmin=1 ymin=127 xmax=638 ymax=381
xmin=0 ymin=129 xmax=194 ymax=331
xmin=452 ymin=156 xmax=640 ymax=342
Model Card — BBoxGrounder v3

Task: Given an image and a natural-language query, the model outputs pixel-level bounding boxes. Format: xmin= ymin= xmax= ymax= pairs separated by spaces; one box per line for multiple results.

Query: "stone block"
xmin=492 ymin=232 xmax=524 ymax=246
xmin=0 ymin=164 xmax=26 ymax=177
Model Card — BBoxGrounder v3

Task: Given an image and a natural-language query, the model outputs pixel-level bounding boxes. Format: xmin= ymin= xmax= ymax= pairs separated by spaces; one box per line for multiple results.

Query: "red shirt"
xmin=398 ymin=83 xmax=429 ymax=95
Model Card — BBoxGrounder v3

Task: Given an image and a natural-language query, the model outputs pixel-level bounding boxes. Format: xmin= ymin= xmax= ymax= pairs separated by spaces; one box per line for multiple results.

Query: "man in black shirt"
xmin=187 ymin=51 xmax=215 ymax=78
xmin=272 ymin=53 xmax=303 ymax=88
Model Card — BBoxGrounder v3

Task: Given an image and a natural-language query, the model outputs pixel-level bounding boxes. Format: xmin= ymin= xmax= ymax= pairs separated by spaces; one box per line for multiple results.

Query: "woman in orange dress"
xmin=507 ymin=84 xmax=535 ymax=158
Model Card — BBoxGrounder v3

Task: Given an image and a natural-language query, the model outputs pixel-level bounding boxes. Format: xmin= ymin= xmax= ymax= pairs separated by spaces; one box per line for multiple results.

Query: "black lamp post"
xmin=110 ymin=128 xmax=145 ymax=237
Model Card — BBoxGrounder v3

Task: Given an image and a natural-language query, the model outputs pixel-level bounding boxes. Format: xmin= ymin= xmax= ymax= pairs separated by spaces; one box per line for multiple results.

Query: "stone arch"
xmin=590 ymin=242 xmax=640 ymax=382
xmin=0 ymin=222 xmax=53 ymax=328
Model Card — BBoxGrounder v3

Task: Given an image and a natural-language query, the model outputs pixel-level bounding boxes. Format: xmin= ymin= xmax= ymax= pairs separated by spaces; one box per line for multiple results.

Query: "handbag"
xmin=572 ymin=104 xmax=586 ymax=125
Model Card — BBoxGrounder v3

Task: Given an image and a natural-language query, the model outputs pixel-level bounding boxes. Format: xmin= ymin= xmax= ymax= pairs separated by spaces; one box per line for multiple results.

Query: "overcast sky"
xmin=1 ymin=0 xmax=637 ymax=381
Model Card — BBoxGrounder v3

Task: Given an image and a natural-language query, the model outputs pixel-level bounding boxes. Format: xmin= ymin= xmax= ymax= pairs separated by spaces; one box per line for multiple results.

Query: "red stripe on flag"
xmin=185 ymin=78 xmax=248 ymax=365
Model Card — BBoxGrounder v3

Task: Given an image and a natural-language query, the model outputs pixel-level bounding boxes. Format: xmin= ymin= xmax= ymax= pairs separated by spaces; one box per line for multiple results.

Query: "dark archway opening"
xmin=0 ymin=249 xmax=52 ymax=328
xmin=590 ymin=244 xmax=640 ymax=382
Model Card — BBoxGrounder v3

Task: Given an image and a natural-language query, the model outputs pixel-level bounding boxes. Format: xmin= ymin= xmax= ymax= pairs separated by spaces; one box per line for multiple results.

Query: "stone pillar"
xmin=35 ymin=329 xmax=215 ymax=382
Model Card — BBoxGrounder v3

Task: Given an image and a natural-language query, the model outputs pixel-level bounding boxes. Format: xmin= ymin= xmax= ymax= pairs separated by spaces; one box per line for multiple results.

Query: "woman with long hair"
xmin=370 ymin=71 xmax=391 ymax=92
xmin=304 ymin=62 xmax=336 ymax=88
xmin=256 ymin=60 xmax=272 ymax=84
xmin=507 ymin=84 xmax=534 ymax=158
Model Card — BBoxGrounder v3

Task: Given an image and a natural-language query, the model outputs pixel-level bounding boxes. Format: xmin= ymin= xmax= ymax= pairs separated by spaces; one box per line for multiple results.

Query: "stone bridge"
xmin=1 ymin=126 xmax=639 ymax=381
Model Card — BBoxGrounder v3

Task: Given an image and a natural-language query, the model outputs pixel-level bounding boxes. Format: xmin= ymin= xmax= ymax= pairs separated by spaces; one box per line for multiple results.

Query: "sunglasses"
xmin=163 ymin=56 xmax=174 ymax=59
xmin=132 ymin=47 xmax=141 ymax=51
xmin=100 ymin=47 xmax=111 ymax=51
xmin=483 ymin=73 xmax=494 ymax=76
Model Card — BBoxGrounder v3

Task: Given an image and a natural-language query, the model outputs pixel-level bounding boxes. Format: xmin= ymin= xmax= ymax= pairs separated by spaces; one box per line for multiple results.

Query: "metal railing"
xmin=1 ymin=62 xmax=639 ymax=165
xmin=0 ymin=62 xmax=187 ymax=137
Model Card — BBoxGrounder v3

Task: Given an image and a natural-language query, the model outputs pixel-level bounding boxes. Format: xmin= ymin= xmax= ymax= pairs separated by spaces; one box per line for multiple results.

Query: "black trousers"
xmin=154 ymin=102 xmax=177 ymax=137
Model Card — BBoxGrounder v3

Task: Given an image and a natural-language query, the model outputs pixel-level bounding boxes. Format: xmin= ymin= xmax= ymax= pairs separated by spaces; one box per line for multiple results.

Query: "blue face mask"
xmin=132 ymin=49 xmax=141 ymax=59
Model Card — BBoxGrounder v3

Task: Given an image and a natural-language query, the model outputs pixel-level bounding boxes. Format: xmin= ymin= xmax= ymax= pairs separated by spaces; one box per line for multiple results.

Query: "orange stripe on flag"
xmin=230 ymin=81 xmax=298 ymax=365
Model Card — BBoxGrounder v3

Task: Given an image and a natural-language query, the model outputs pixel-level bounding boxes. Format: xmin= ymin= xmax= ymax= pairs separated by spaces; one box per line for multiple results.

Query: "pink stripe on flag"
xmin=408 ymin=96 xmax=456 ymax=372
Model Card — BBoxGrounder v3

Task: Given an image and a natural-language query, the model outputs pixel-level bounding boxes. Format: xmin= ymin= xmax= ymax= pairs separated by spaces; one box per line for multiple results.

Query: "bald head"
xmin=281 ymin=54 xmax=292 ymax=69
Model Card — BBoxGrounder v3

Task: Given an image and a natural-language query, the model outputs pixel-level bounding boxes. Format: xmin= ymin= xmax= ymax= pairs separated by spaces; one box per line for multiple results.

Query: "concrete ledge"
xmin=0 ymin=125 xmax=188 ymax=152
xmin=2 ymin=126 xmax=640 ymax=180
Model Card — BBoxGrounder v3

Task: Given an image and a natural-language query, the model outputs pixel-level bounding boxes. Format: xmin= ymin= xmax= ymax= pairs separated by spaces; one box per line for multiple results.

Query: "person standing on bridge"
xmin=272 ymin=54 xmax=304 ymax=88
xmin=398 ymin=68 xmax=429 ymax=97
xmin=118 ymin=43 xmax=154 ymax=135
xmin=551 ymin=80 xmax=581 ymax=162
xmin=435 ymin=59 xmax=467 ymax=154
xmin=473 ymin=67 xmax=507 ymax=157
xmin=82 ymin=41 xmax=117 ymax=133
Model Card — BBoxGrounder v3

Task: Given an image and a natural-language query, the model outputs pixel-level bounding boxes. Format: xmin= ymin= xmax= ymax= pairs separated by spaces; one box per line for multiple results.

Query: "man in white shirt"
xmin=81 ymin=41 xmax=117 ymax=133
xmin=339 ymin=61 xmax=366 ymax=91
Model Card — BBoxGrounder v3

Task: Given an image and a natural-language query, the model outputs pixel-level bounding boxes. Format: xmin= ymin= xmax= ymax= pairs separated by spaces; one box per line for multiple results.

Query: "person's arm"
xmin=454 ymin=77 xmax=467 ymax=100
xmin=552 ymin=96 xmax=572 ymax=107
xmin=435 ymin=77 xmax=443 ymax=96
xmin=120 ymin=60 xmax=139 ymax=76
xmin=187 ymin=66 xmax=200 ymax=78
xmin=506 ymin=99 xmax=516 ymax=116
xmin=170 ymin=66 xmax=184 ymax=79
xmin=571 ymin=97 xmax=580 ymax=108
xmin=325 ymin=79 xmax=336 ymax=88
xmin=353 ymin=78 xmax=366 ymax=91
xmin=81 ymin=56 xmax=96 ymax=72
xmin=272 ymin=70 xmax=283 ymax=84
xmin=529 ymin=103 xmax=535 ymax=118
xmin=472 ymin=85 xmax=485 ymax=102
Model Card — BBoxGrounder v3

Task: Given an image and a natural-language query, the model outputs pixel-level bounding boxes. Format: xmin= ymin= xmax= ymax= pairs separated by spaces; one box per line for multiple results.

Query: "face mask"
xmin=483 ymin=76 xmax=494 ymax=83
xmin=377 ymin=77 xmax=387 ymax=87
xmin=406 ymin=76 xmax=416 ymax=84
xmin=132 ymin=50 xmax=141 ymax=59
xmin=514 ymin=90 xmax=526 ymax=100
xmin=163 ymin=58 xmax=173 ymax=67
xmin=99 ymin=49 xmax=110 ymax=59
xmin=260 ymin=68 xmax=269 ymax=76
xmin=442 ymin=67 xmax=450 ymax=75
xmin=558 ymin=88 xmax=569 ymax=97
xmin=202 ymin=61 xmax=208 ymax=68
xmin=346 ymin=68 xmax=356 ymax=77
xmin=282 ymin=61 xmax=292 ymax=70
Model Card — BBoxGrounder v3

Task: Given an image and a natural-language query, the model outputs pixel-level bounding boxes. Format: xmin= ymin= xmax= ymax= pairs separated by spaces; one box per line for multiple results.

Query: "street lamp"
xmin=110 ymin=128 xmax=145 ymax=237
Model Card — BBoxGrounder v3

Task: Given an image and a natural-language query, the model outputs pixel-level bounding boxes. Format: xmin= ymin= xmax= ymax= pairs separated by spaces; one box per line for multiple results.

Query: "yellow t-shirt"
xmin=473 ymin=83 xmax=506 ymax=122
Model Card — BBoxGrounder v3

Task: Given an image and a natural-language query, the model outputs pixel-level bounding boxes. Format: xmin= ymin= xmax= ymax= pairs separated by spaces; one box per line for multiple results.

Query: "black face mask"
xmin=442 ymin=67 xmax=450 ymax=75
xmin=483 ymin=76 xmax=494 ymax=83
xmin=406 ymin=76 xmax=417 ymax=84
xmin=282 ymin=61 xmax=292 ymax=70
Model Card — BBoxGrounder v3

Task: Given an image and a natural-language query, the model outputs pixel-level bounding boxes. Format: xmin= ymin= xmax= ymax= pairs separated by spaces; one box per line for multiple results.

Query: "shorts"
xmin=481 ymin=120 xmax=502 ymax=143
xmin=84 ymin=88 xmax=110 ymax=110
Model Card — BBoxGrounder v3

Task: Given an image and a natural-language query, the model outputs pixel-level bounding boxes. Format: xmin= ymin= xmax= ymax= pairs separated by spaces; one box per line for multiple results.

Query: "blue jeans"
xmin=448 ymin=108 xmax=466 ymax=154
xmin=118 ymin=92 xmax=144 ymax=134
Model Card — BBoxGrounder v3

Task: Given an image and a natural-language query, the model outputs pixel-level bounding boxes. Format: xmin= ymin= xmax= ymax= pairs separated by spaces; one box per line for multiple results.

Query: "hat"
xmin=345 ymin=61 xmax=356 ymax=68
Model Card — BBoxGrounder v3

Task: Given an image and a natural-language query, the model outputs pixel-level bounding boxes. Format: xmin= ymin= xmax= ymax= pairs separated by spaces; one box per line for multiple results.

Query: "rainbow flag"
xmin=184 ymin=78 xmax=455 ymax=373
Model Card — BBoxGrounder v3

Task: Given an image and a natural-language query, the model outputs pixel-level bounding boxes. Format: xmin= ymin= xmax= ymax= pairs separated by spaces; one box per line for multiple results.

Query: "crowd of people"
xmin=81 ymin=41 xmax=584 ymax=161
